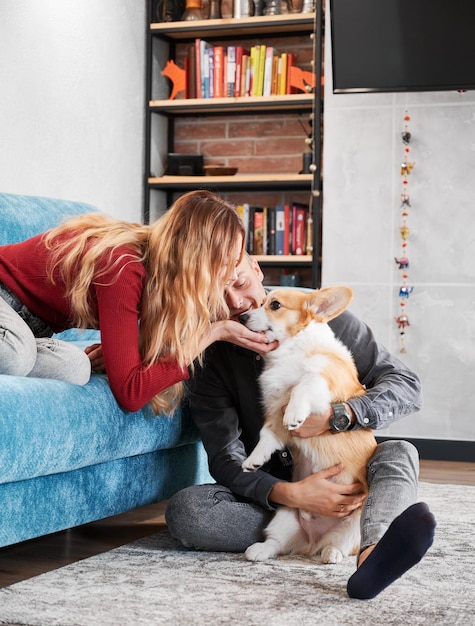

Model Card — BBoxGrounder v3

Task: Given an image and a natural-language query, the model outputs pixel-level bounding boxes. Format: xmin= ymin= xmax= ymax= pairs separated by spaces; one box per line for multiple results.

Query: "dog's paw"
xmin=284 ymin=418 xmax=306 ymax=431
xmin=282 ymin=409 xmax=306 ymax=431
xmin=320 ymin=545 xmax=344 ymax=564
xmin=241 ymin=457 xmax=261 ymax=472
xmin=242 ymin=448 xmax=270 ymax=471
xmin=245 ymin=541 xmax=277 ymax=562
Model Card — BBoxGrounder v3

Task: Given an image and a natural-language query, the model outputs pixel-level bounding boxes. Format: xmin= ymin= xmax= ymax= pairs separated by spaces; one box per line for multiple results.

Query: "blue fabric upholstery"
xmin=0 ymin=192 xmax=98 ymax=243
xmin=0 ymin=192 xmax=212 ymax=547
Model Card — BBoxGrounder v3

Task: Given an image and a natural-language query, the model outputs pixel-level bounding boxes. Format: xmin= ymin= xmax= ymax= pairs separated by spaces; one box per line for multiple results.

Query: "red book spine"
xmin=234 ymin=46 xmax=245 ymax=98
xmin=292 ymin=204 xmax=307 ymax=255
xmin=286 ymin=52 xmax=296 ymax=95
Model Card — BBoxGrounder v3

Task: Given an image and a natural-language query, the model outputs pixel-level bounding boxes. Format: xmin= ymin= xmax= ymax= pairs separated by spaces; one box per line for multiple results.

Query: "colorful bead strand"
xmin=395 ymin=111 xmax=415 ymax=353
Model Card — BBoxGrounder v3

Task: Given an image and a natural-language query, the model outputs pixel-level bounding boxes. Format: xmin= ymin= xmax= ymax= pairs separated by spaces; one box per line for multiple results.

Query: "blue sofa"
xmin=0 ymin=192 xmax=212 ymax=548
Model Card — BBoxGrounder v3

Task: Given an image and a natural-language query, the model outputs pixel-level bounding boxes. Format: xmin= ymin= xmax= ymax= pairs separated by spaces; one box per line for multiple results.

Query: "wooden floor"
xmin=0 ymin=460 xmax=473 ymax=589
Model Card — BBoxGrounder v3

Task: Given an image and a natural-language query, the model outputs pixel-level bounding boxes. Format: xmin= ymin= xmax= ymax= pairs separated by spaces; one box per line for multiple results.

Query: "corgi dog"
xmin=239 ymin=286 xmax=377 ymax=564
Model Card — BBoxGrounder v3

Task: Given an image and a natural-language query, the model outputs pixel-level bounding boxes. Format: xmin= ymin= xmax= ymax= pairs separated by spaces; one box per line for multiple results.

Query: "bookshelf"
xmin=145 ymin=2 xmax=324 ymax=288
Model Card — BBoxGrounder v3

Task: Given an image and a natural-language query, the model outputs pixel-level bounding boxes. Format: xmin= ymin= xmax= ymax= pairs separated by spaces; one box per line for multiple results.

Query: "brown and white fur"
xmin=240 ymin=287 xmax=377 ymax=564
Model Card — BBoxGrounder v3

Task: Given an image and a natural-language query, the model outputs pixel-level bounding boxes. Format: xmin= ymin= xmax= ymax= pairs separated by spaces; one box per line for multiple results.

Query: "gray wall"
xmin=0 ymin=0 xmax=145 ymax=222
xmin=323 ymin=2 xmax=475 ymax=443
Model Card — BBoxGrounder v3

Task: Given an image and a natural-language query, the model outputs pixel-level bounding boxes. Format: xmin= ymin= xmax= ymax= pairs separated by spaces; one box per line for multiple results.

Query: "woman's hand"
xmin=205 ymin=320 xmax=279 ymax=355
xmin=84 ymin=343 xmax=106 ymax=372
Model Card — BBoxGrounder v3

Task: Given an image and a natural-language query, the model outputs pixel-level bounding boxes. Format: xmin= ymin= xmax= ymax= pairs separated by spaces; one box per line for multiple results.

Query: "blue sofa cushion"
xmin=0 ymin=373 xmax=199 ymax=485
xmin=0 ymin=191 xmax=98 ymax=244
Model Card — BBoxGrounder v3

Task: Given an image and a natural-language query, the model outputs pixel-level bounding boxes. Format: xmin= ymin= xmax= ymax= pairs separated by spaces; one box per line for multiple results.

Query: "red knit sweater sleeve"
xmin=94 ymin=257 xmax=189 ymax=412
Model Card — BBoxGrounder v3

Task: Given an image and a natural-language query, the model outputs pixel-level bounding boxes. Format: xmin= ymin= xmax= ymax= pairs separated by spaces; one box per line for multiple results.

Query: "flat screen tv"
xmin=329 ymin=0 xmax=475 ymax=93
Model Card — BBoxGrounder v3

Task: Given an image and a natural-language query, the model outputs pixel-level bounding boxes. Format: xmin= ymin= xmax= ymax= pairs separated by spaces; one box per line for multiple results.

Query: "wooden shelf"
xmin=254 ymin=255 xmax=312 ymax=265
xmin=148 ymin=173 xmax=316 ymax=191
xmin=150 ymin=14 xmax=316 ymax=40
xmin=150 ymin=94 xmax=314 ymax=115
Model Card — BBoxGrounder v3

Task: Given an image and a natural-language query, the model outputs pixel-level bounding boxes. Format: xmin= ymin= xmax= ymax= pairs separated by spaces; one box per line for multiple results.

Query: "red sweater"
xmin=0 ymin=234 xmax=189 ymax=412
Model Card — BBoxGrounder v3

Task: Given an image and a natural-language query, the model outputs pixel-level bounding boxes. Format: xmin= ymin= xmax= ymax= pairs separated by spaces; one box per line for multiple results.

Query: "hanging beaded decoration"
xmin=395 ymin=110 xmax=415 ymax=353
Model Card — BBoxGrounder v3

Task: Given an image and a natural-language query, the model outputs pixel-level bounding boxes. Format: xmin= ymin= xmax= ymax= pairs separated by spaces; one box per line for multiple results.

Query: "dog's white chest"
xmin=261 ymin=329 xmax=330 ymax=387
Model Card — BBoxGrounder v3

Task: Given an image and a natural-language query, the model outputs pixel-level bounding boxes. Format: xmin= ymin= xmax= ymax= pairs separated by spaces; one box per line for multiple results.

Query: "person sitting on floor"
xmin=165 ymin=255 xmax=436 ymax=600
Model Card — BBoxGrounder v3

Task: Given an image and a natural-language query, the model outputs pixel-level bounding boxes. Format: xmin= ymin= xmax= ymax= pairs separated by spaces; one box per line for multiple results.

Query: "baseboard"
xmin=375 ymin=437 xmax=475 ymax=462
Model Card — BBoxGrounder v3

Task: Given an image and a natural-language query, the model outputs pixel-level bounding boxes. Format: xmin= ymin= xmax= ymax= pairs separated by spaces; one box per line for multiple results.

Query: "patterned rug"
xmin=0 ymin=482 xmax=473 ymax=626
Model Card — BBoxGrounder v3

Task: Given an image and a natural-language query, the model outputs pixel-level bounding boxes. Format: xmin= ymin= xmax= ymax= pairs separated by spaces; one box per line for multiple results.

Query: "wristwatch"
xmin=329 ymin=403 xmax=352 ymax=433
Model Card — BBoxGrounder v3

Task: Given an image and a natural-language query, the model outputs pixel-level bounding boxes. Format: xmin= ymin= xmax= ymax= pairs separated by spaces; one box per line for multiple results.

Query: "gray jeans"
xmin=0 ymin=283 xmax=91 ymax=385
xmin=165 ymin=440 xmax=419 ymax=555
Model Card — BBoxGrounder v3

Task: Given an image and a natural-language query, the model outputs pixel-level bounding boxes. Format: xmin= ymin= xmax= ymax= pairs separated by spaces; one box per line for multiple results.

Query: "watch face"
xmin=330 ymin=404 xmax=350 ymax=432
xmin=332 ymin=414 xmax=350 ymax=431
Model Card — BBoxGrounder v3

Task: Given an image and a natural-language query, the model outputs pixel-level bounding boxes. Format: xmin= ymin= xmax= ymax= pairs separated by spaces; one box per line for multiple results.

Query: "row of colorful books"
xmin=186 ymin=40 xmax=297 ymax=100
xmin=236 ymin=203 xmax=311 ymax=256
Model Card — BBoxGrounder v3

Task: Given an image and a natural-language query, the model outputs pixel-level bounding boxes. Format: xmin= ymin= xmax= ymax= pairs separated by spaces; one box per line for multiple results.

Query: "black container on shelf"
xmin=155 ymin=0 xmax=186 ymax=22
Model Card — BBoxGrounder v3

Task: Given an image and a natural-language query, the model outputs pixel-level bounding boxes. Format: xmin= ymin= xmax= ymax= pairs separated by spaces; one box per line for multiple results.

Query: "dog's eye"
xmin=270 ymin=300 xmax=282 ymax=310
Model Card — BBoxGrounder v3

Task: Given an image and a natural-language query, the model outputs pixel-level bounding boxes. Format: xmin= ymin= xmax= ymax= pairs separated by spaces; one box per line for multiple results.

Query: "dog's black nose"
xmin=239 ymin=312 xmax=249 ymax=325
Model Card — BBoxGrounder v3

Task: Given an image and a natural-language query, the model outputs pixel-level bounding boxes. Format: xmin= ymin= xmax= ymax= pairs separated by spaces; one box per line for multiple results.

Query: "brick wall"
xmin=173 ymin=34 xmax=314 ymax=175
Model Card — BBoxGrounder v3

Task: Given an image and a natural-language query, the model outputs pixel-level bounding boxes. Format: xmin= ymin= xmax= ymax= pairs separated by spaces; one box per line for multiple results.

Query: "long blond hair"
xmin=45 ymin=190 xmax=245 ymax=413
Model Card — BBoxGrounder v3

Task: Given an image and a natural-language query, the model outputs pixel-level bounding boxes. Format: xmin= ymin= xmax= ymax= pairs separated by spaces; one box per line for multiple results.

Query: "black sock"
xmin=346 ymin=502 xmax=436 ymax=600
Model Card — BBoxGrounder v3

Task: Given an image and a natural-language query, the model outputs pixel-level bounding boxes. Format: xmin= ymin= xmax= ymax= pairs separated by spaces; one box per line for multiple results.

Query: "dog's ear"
xmin=305 ymin=286 xmax=354 ymax=322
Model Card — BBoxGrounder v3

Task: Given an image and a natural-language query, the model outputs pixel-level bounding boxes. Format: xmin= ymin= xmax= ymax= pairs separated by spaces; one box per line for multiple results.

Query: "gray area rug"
xmin=0 ymin=482 xmax=473 ymax=626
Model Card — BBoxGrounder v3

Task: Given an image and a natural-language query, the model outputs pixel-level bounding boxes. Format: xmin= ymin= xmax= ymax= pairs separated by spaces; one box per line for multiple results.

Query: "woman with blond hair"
xmin=0 ymin=190 xmax=271 ymax=413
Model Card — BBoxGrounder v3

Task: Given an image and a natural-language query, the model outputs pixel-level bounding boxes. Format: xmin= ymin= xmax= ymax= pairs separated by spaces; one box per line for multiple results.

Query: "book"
xmin=202 ymin=46 xmax=211 ymax=98
xmin=236 ymin=203 xmax=245 ymax=223
xmin=236 ymin=203 xmax=250 ymax=248
xmin=195 ymin=38 xmax=202 ymax=98
xmin=223 ymin=50 xmax=228 ymax=96
xmin=262 ymin=206 xmax=268 ymax=255
xmin=234 ymin=46 xmax=247 ymax=98
xmin=255 ymin=44 xmax=266 ymax=97
xmin=253 ymin=207 xmax=264 ymax=255
xmin=291 ymin=202 xmax=308 ymax=255
xmin=263 ymin=46 xmax=274 ymax=97
xmin=271 ymin=55 xmax=279 ymax=95
xmin=275 ymin=205 xmax=285 ymax=255
xmin=186 ymin=44 xmax=196 ymax=99
xmin=266 ymin=206 xmax=276 ymax=255
xmin=227 ymin=45 xmax=236 ymax=97
xmin=284 ymin=204 xmax=291 ymax=255
xmin=242 ymin=202 xmax=250 ymax=251
xmin=200 ymin=41 xmax=214 ymax=99
xmin=249 ymin=45 xmax=259 ymax=97
xmin=236 ymin=202 xmax=247 ymax=223
xmin=305 ymin=210 xmax=313 ymax=255
xmin=242 ymin=53 xmax=250 ymax=96
xmin=246 ymin=205 xmax=256 ymax=253
xmin=278 ymin=52 xmax=288 ymax=95
xmin=208 ymin=46 xmax=215 ymax=98
xmin=214 ymin=46 xmax=225 ymax=97
xmin=286 ymin=52 xmax=296 ymax=95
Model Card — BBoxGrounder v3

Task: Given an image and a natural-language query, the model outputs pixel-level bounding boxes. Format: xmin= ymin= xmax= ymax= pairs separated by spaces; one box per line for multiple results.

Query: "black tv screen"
xmin=330 ymin=0 xmax=475 ymax=93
